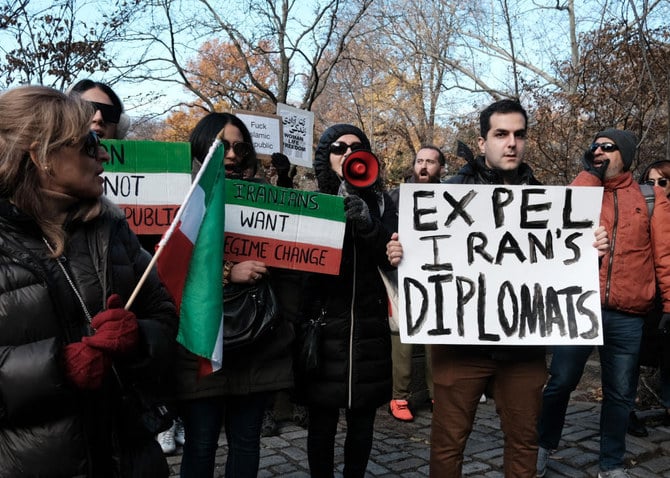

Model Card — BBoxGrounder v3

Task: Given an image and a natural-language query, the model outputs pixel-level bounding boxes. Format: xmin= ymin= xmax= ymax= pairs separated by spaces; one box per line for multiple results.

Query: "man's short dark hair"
xmin=480 ymin=99 xmax=528 ymax=138
xmin=414 ymin=145 xmax=446 ymax=166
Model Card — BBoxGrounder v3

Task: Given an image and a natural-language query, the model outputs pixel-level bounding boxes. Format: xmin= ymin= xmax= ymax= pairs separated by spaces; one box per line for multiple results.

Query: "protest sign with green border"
xmin=224 ymin=179 xmax=346 ymax=275
xmin=101 ymin=139 xmax=191 ymax=235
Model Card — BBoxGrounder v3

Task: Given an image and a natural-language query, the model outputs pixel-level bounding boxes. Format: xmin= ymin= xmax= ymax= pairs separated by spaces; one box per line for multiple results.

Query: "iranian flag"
xmin=224 ymin=179 xmax=346 ymax=274
xmin=101 ymin=140 xmax=192 ymax=235
xmin=155 ymin=138 xmax=226 ymax=375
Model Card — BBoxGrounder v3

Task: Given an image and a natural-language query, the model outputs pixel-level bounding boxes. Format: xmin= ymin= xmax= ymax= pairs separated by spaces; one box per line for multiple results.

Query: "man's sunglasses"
xmin=589 ymin=142 xmax=619 ymax=153
xmin=222 ymin=140 xmax=253 ymax=159
xmin=646 ymin=178 xmax=669 ymax=188
xmin=81 ymin=131 xmax=101 ymax=158
xmin=87 ymin=101 xmax=122 ymax=124
xmin=329 ymin=141 xmax=365 ymax=155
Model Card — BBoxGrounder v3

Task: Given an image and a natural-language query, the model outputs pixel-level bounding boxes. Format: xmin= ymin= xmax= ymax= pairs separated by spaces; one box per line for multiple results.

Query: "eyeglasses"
xmin=329 ymin=141 xmax=365 ymax=155
xmin=87 ymin=101 xmax=122 ymax=124
xmin=646 ymin=178 xmax=669 ymax=187
xmin=222 ymin=140 xmax=253 ymax=159
xmin=81 ymin=131 xmax=100 ymax=158
xmin=589 ymin=142 xmax=619 ymax=153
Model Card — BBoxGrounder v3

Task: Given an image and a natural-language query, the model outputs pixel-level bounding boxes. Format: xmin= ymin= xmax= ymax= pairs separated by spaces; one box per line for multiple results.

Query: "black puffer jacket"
xmin=296 ymin=124 xmax=393 ymax=410
xmin=443 ymin=155 xmax=545 ymax=362
xmin=0 ymin=197 xmax=178 ymax=477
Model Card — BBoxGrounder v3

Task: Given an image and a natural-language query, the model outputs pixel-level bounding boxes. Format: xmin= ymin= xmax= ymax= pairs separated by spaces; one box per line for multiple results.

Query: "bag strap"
xmin=639 ymin=183 xmax=655 ymax=217
xmin=43 ymin=237 xmax=131 ymax=391
xmin=43 ymin=237 xmax=94 ymax=326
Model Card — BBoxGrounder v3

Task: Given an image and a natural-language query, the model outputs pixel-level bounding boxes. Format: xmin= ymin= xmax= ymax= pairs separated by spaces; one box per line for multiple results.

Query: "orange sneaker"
xmin=389 ymin=399 xmax=414 ymax=422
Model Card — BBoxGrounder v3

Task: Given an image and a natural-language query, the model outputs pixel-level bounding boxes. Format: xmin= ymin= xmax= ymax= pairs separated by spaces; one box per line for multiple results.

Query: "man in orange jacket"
xmin=536 ymin=129 xmax=670 ymax=478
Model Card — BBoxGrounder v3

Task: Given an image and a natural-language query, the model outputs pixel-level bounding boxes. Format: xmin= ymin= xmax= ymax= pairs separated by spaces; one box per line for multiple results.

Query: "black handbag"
xmin=112 ymin=374 xmax=172 ymax=478
xmin=223 ymin=279 xmax=279 ymax=349
xmin=299 ymin=308 xmax=326 ymax=375
xmin=114 ymin=371 xmax=174 ymax=436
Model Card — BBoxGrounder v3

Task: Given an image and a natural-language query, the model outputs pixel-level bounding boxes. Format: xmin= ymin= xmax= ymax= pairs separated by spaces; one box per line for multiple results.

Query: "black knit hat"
xmin=594 ymin=128 xmax=637 ymax=172
xmin=313 ymin=124 xmax=371 ymax=194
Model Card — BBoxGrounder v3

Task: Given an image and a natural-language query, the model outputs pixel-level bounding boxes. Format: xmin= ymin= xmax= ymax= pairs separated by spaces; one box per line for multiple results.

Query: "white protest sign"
xmin=398 ymin=184 xmax=604 ymax=346
xmin=234 ymin=110 xmax=283 ymax=161
xmin=276 ymin=103 xmax=314 ymax=168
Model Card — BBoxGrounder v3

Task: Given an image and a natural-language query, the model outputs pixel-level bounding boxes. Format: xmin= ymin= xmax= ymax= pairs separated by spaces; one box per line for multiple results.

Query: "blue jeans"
xmin=179 ymin=392 xmax=270 ymax=478
xmin=662 ymin=365 xmax=670 ymax=409
xmin=537 ymin=309 xmax=643 ymax=471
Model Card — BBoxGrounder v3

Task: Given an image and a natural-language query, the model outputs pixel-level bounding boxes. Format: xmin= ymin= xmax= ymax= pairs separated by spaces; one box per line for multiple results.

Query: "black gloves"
xmin=271 ymin=152 xmax=290 ymax=175
xmin=659 ymin=313 xmax=670 ymax=333
xmin=344 ymin=195 xmax=373 ymax=232
xmin=581 ymin=150 xmax=610 ymax=182
xmin=271 ymin=152 xmax=296 ymax=188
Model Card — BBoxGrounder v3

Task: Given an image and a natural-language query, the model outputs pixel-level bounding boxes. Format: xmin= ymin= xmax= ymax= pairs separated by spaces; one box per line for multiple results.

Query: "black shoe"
xmin=627 ymin=411 xmax=648 ymax=437
xmin=663 ymin=409 xmax=670 ymax=427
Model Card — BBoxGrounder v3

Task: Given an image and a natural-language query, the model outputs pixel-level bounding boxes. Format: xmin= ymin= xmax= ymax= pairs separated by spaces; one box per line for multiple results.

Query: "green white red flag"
xmin=101 ymin=140 xmax=191 ymax=235
xmin=224 ymin=179 xmax=346 ymax=274
xmin=155 ymin=139 xmax=226 ymax=376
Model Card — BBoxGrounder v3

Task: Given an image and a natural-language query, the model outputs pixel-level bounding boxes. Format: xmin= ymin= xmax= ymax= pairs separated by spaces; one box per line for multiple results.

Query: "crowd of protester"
xmin=1 ymin=80 xmax=668 ymax=478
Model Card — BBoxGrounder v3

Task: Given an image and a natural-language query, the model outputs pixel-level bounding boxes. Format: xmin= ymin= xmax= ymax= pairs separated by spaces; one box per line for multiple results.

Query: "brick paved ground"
xmin=165 ymin=354 xmax=670 ymax=477
xmin=165 ymin=399 xmax=670 ymax=477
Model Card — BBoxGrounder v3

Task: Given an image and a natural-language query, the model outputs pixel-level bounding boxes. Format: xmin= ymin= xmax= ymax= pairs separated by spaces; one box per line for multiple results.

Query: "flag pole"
xmin=124 ymin=130 xmax=226 ymax=310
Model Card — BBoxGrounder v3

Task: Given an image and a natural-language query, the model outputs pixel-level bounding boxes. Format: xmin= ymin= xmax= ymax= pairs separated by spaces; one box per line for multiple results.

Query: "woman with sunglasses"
xmin=0 ymin=85 xmax=178 ymax=476
xmin=173 ymin=112 xmax=296 ymax=478
xmin=294 ymin=123 xmax=394 ymax=478
xmin=631 ymin=160 xmax=670 ymax=432
xmin=642 ymin=160 xmax=670 ymax=197
xmin=69 ymin=79 xmax=131 ymax=139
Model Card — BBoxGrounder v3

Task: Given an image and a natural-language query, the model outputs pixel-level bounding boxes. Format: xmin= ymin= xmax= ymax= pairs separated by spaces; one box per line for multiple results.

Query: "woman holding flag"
xmin=172 ymin=112 xmax=296 ymax=478
xmin=0 ymin=85 xmax=178 ymax=476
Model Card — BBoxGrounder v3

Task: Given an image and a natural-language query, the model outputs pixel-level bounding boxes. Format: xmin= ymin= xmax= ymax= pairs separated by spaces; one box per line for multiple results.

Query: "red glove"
xmin=82 ymin=294 xmax=139 ymax=356
xmin=63 ymin=342 xmax=112 ymax=389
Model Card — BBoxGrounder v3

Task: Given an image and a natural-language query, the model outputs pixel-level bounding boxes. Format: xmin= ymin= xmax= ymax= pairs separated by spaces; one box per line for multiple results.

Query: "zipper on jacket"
xmin=604 ymin=190 xmax=618 ymax=308
xmin=348 ymin=244 xmax=356 ymax=409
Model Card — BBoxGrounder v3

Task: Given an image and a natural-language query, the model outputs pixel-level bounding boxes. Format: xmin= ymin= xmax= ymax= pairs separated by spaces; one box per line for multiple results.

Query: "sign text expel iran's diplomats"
xmin=397 ymin=184 xmax=604 ymax=346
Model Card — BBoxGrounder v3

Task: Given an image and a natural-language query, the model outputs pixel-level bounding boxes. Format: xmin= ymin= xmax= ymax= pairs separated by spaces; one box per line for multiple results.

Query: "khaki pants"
xmin=391 ymin=334 xmax=433 ymax=399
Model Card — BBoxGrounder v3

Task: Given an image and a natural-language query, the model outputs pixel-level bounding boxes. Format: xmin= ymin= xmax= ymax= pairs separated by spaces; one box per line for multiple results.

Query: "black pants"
xmin=307 ymin=405 xmax=377 ymax=478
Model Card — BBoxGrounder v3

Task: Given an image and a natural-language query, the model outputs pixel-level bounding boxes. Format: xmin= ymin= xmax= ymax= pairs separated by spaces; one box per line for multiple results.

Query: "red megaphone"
xmin=342 ymin=150 xmax=379 ymax=189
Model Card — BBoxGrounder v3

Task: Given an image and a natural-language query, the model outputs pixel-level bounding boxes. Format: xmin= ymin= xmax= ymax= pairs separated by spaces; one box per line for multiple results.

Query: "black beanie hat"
xmin=313 ymin=124 xmax=371 ymax=194
xmin=594 ymin=128 xmax=637 ymax=172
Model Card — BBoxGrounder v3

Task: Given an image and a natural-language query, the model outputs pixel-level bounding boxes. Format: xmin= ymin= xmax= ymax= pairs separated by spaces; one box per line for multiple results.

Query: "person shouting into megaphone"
xmin=293 ymin=123 xmax=397 ymax=478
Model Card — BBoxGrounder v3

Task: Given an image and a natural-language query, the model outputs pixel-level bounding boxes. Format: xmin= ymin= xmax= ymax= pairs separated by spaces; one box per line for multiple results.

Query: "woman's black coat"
xmin=0 ymin=197 xmax=178 ymax=477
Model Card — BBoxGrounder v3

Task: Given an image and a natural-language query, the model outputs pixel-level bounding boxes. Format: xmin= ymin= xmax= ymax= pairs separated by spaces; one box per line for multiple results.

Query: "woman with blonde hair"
xmin=0 ymin=85 xmax=177 ymax=477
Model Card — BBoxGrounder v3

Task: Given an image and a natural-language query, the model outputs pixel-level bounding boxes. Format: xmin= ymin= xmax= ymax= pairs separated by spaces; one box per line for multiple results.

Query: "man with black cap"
xmin=536 ymin=128 xmax=670 ymax=478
